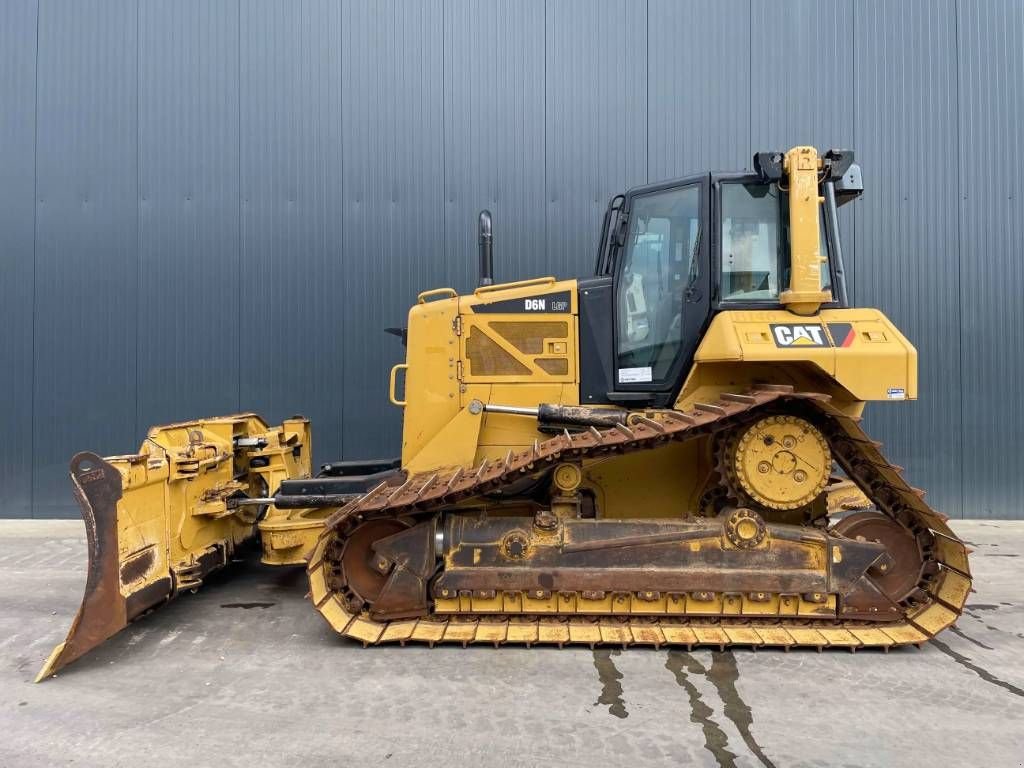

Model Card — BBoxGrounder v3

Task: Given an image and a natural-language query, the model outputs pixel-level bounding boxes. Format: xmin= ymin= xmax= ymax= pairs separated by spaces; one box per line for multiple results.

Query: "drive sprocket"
xmin=721 ymin=414 xmax=831 ymax=511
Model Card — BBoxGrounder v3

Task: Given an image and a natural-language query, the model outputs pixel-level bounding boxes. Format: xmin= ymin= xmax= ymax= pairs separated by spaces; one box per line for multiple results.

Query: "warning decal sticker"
xmin=827 ymin=322 xmax=856 ymax=348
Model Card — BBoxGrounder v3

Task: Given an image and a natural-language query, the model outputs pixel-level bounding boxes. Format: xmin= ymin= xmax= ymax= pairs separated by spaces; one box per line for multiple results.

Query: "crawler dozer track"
xmin=308 ymin=386 xmax=971 ymax=650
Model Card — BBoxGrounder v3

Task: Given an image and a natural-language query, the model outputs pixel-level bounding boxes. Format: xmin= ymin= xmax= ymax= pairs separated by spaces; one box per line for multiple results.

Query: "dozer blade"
xmin=37 ymin=414 xmax=312 ymax=681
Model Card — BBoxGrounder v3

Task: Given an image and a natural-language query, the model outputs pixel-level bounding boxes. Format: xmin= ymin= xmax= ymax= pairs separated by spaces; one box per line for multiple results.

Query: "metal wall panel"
xmin=749 ymin=0 xmax=855 ymax=152
xmin=854 ymin=0 xmax=963 ymax=517
xmin=648 ymin=0 xmax=750 ymax=179
xmin=340 ymin=0 xmax=446 ymax=458
xmin=443 ymin=0 xmax=546 ymax=288
xmin=544 ymin=0 xmax=647 ymax=280
xmin=137 ymin=0 xmax=241 ymax=428
xmin=238 ymin=0 xmax=347 ymax=463
xmin=956 ymin=0 xmax=1024 ymax=517
xmin=749 ymin=0 xmax=856 ymax=289
xmin=32 ymin=0 xmax=139 ymax=518
xmin=4 ymin=0 xmax=1024 ymax=517
xmin=0 ymin=0 xmax=38 ymax=518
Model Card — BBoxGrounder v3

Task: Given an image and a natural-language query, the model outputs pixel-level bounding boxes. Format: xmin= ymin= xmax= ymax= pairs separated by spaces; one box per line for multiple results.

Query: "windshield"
xmin=720 ymin=182 xmax=831 ymax=302
xmin=615 ymin=184 xmax=701 ymax=384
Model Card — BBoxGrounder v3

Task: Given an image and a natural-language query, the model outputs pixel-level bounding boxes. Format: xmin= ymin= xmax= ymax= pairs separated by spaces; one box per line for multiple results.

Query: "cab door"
xmin=611 ymin=175 xmax=710 ymax=403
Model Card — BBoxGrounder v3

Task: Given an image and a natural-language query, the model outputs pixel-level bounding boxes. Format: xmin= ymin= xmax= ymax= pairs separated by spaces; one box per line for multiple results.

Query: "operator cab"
xmin=580 ymin=149 xmax=861 ymax=407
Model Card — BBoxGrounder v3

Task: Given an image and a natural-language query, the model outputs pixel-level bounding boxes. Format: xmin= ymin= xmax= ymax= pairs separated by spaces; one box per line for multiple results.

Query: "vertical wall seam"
xmin=337 ymin=0 xmax=346 ymax=457
xmin=645 ymin=0 xmax=649 ymax=181
xmin=850 ymin=0 xmax=857 ymax=307
xmin=441 ymin=0 xmax=447 ymax=299
xmin=542 ymin=0 xmax=548 ymax=267
xmin=134 ymin=0 xmax=141 ymax=446
xmin=747 ymin=0 xmax=752 ymax=168
xmin=30 ymin=0 xmax=41 ymax=517
xmin=953 ymin=0 xmax=965 ymax=517
xmin=236 ymin=0 xmax=242 ymax=415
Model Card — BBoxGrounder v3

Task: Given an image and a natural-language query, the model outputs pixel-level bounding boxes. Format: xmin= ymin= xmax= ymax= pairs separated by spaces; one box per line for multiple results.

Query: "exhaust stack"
xmin=478 ymin=209 xmax=493 ymax=287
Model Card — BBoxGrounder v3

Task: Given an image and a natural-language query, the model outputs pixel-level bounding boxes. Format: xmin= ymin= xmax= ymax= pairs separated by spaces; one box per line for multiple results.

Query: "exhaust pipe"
xmin=478 ymin=209 xmax=493 ymax=287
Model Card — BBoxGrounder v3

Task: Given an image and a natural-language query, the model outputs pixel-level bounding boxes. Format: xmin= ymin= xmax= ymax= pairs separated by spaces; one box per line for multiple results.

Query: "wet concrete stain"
xmin=949 ymin=626 xmax=994 ymax=651
xmin=708 ymin=652 xmax=776 ymax=768
xmin=983 ymin=553 xmax=1019 ymax=557
xmin=592 ymin=649 xmax=628 ymax=719
xmin=965 ymin=609 xmax=1012 ymax=635
xmin=967 ymin=603 xmax=1000 ymax=611
xmin=220 ymin=601 xmax=276 ymax=609
xmin=666 ymin=651 xmax=737 ymax=768
xmin=931 ymin=639 xmax=1024 ymax=698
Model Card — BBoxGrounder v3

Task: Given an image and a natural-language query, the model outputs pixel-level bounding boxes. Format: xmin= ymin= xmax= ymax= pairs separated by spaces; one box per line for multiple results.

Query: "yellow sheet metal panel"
xmin=400 ymin=295 xmax=461 ymax=465
xmin=403 ymin=405 xmax=483 ymax=475
xmin=473 ymin=383 xmax=577 ymax=452
xmin=694 ymin=310 xmax=837 ymax=376
xmin=822 ymin=309 xmax=918 ymax=401
xmin=584 ymin=439 xmax=705 ymax=519
xmin=688 ymin=308 xmax=917 ymax=402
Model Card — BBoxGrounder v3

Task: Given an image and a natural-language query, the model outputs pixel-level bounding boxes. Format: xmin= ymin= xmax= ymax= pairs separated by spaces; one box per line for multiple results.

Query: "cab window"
xmin=720 ymin=182 xmax=831 ymax=302
xmin=615 ymin=184 xmax=701 ymax=385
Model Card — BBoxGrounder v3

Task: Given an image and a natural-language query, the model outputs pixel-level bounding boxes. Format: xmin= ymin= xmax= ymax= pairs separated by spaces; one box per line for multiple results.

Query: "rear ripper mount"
xmin=307 ymin=386 xmax=970 ymax=650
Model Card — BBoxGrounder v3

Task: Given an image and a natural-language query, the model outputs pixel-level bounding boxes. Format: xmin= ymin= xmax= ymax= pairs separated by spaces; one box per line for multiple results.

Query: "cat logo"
xmin=770 ymin=324 xmax=830 ymax=348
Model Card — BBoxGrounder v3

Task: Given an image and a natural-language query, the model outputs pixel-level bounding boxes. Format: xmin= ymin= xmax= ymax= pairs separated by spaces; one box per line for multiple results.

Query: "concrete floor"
xmin=1 ymin=520 xmax=1022 ymax=768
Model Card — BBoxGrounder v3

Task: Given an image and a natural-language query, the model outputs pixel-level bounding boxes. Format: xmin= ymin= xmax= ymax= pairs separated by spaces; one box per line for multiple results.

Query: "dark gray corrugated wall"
xmin=1 ymin=0 xmax=1021 ymax=518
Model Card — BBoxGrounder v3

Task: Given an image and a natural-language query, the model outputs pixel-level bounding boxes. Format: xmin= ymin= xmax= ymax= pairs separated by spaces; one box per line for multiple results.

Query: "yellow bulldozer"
xmin=38 ymin=146 xmax=971 ymax=680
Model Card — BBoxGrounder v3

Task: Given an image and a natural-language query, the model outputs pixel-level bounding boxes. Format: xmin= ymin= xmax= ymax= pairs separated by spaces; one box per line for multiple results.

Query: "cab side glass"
xmin=615 ymin=184 xmax=701 ymax=385
xmin=720 ymin=182 xmax=831 ymax=302
xmin=720 ymin=183 xmax=785 ymax=301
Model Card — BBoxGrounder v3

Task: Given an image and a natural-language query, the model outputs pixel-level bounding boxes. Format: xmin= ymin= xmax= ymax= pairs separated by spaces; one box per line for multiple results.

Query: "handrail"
xmin=417 ymin=287 xmax=458 ymax=304
xmin=473 ymin=276 xmax=556 ymax=297
xmin=388 ymin=364 xmax=408 ymax=406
